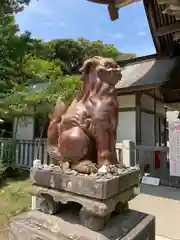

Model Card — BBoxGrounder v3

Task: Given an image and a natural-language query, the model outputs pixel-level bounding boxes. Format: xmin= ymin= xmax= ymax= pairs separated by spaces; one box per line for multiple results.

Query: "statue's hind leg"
xmin=59 ymin=126 xmax=90 ymax=164
xmin=71 ymin=160 xmax=94 ymax=174
xmin=47 ymin=98 xmax=67 ymax=164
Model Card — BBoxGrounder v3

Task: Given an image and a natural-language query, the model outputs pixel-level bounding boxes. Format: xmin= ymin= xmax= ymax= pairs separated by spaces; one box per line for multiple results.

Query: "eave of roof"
xmin=115 ymin=56 xmax=179 ymax=93
xmin=87 ymin=0 xmax=140 ymax=8
xmin=143 ymin=0 xmax=180 ymax=55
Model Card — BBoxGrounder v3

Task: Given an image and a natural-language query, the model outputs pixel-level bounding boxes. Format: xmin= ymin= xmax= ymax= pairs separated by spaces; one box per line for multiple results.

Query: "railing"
xmin=136 ymin=145 xmax=169 ymax=185
xmin=0 ymin=138 xmax=169 ymax=185
xmin=0 ymin=138 xmax=49 ymax=169
xmin=0 ymin=139 xmax=125 ymax=169
xmin=115 ymin=141 xmax=169 ymax=185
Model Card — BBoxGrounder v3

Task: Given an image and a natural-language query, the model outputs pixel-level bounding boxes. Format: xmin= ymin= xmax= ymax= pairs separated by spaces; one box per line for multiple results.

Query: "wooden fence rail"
xmin=0 ymin=139 xmax=49 ymax=168
xmin=0 ymin=138 xmax=169 ymax=183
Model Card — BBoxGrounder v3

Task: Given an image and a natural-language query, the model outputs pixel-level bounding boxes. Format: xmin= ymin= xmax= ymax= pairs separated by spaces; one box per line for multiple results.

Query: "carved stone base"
xmin=79 ymin=207 xmax=111 ymax=231
xmin=30 ymin=165 xmax=140 ymax=200
xmin=28 ymin=185 xmax=138 ymax=230
xmin=8 ymin=210 xmax=155 ymax=240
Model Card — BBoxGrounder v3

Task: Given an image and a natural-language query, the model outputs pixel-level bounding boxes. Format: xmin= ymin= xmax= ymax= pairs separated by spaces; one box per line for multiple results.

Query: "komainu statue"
xmin=47 ymin=56 xmax=122 ymax=174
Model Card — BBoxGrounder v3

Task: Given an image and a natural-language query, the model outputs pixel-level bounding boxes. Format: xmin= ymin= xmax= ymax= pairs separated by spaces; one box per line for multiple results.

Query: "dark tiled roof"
xmin=115 ymin=56 xmax=178 ymax=90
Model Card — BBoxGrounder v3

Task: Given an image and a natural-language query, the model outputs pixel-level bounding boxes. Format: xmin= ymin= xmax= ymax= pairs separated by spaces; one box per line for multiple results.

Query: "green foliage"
xmin=23 ymin=56 xmax=62 ymax=81
xmin=0 ymin=5 xmax=137 ymax=177
xmin=43 ymin=37 xmax=136 ymax=74
xmin=0 ymin=15 xmax=44 ymax=92
xmin=0 ymin=14 xmax=136 ymax=119
xmin=1 ymin=75 xmax=81 ymax=118
xmin=0 ymin=0 xmax=31 ymax=15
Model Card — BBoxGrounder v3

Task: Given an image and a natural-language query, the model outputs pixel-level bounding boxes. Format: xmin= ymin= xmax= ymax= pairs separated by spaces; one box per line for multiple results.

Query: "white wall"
xmin=117 ymin=111 xmax=136 ymax=142
xmin=140 ymin=94 xmax=166 ymax=146
xmin=141 ymin=94 xmax=154 ymax=111
xmin=139 ymin=93 xmax=167 ymax=168
xmin=156 ymin=101 xmax=166 ymax=116
xmin=117 ymin=94 xmax=136 ymax=108
xmin=141 ymin=94 xmax=155 ymax=146
xmin=117 ymin=94 xmax=136 ymax=142
xmin=14 ymin=117 xmax=34 ymax=140
xmin=141 ymin=112 xmax=155 ymax=145
xmin=167 ymin=111 xmax=179 ymax=122
xmin=140 ymin=94 xmax=155 ymax=168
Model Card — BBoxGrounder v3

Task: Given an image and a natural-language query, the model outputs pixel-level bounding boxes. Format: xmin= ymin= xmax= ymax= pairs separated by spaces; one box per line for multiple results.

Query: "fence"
xmin=0 ymin=138 xmax=170 ymax=184
xmin=0 ymin=138 xmax=127 ymax=169
xmin=0 ymin=138 xmax=49 ymax=169
xmin=116 ymin=141 xmax=169 ymax=185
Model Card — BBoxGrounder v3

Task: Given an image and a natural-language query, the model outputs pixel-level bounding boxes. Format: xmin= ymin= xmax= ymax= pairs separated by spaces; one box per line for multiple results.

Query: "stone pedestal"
xmin=30 ymin=165 xmax=140 ymax=200
xmin=29 ymin=166 xmax=140 ymax=230
xmin=29 ymin=185 xmax=139 ymax=230
xmin=8 ymin=210 xmax=155 ymax=240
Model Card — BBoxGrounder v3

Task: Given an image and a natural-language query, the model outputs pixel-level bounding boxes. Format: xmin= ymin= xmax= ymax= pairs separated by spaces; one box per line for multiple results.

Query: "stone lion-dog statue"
xmin=47 ymin=56 xmax=122 ymax=174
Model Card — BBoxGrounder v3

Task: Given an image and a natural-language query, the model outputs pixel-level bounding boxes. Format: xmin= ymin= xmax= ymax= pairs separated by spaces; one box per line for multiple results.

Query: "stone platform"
xmin=29 ymin=165 xmax=140 ymax=230
xmin=8 ymin=210 xmax=155 ymax=240
xmin=29 ymin=184 xmax=140 ymax=230
xmin=30 ymin=165 xmax=140 ymax=200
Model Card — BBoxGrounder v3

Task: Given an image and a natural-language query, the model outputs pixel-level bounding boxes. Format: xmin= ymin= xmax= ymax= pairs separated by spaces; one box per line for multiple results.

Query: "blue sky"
xmin=15 ymin=0 xmax=156 ymax=57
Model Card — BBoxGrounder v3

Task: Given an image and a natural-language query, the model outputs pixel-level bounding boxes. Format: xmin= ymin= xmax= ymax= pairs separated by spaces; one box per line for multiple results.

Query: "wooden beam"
xmin=87 ymin=0 xmax=140 ymax=5
xmin=145 ymin=2 xmax=161 ymax=53
xmin=87 ymin=0 xmax=110 ymax=4
xmin=115 ymin=0 xmax=140 ymax=8
xmin=154 ymin=89 xmax=157 ymax=145
xmin=157 ymin=22 xmax=180 ymax=36
xmin=173 ymin=31 xmax=180 ymax=41
xmin=162 ymin=88 xmax=180 ymax=92
xmin=135 ymin=92 xmax=142 ymax=144
xmin=163 ymin=5 xmax=180 ymax=16
xmin=163 ymin=4 xmax=180 ymax=13
xmin=175 ymin=14 xmax=180 ymax=20
xmin=157 ymin=0 xmax=180 ymax=4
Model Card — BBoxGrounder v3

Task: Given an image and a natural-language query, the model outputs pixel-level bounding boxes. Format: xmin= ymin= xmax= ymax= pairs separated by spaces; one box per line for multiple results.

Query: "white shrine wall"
xmin=117 ymin=94 xmax=136 ymax=143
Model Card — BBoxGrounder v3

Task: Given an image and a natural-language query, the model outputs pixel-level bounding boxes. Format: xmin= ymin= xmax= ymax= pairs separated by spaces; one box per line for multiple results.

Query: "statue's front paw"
xmin=48 ymin=147 xmax=61 ymax=160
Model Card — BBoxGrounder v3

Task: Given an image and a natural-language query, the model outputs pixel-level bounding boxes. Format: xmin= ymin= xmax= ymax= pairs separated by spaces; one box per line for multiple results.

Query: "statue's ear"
xmin=79 ymin=59 xmax=94 ymax=75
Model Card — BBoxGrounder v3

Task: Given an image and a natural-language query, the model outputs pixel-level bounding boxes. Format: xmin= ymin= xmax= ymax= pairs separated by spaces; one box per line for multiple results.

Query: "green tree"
xmin=43 ymin=39 xmax=83 ymax=74
xmin=0 ymin=0 xmax=31 ymax=15
xmin=23 ymin=56 xmax=62 ymax=81
xmin=1 ymin=75 xmax=80 ymax=119
xmin=0 ymin=14 xmax=136 ymax=119
xmin=0 ymin=15 xmax=44 ymax=93
xmin=43 ymin=38 xmax=136 ymax=74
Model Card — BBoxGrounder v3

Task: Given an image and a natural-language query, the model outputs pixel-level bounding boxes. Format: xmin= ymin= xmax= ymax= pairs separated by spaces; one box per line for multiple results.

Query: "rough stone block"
xmin=8 ymin=210 xmax=155 ymax=240
xmin=30 ymin=167 xmax=140 ymax=200
xmin=28 ymin=185 xmax=138 ymax=218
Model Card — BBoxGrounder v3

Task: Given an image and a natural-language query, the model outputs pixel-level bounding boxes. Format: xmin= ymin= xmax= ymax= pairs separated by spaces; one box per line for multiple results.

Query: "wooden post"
xmin=116 ymin=142 xmax=123 ymax=165
xmin=122 ymin=140 xmax=136 ymax=167
xmin=31 ymin=159 xmax=42 ymax=210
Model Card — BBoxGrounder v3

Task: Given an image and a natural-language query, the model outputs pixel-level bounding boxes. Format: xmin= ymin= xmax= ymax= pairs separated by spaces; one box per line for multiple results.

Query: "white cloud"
xmin=137 ymin=31 xmax=146 ymax=36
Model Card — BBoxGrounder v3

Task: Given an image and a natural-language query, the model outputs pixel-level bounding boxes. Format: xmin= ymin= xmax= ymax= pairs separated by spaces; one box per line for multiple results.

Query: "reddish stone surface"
xmin=47 ymin=56 xmax=122 ymax=173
